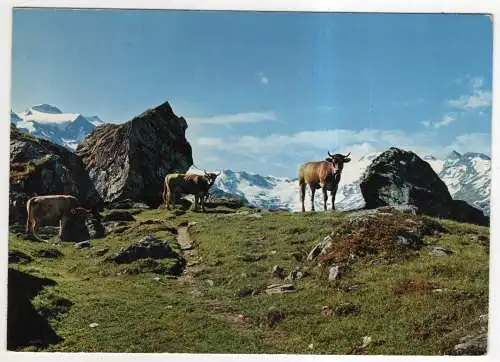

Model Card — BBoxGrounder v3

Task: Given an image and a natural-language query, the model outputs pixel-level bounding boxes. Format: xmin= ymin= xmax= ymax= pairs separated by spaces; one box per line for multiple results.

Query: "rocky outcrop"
xmin=9 ymin=124 xmax=103 ymax=225
xmin=360 ymin=148 xmax=488 ymax=226
xmin=76 ymin=101 xmax=193 ymax=207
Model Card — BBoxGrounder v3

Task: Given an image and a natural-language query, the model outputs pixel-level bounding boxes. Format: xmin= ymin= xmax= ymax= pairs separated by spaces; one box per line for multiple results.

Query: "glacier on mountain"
xmin=11 ymin=104 xmax=104 ymax=150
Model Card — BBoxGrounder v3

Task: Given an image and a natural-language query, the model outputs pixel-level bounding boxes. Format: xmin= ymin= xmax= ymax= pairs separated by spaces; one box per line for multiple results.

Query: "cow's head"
xmin=204 ymin=170 xmax=221 ymax=187
xmin=327 ymin=151 xmax=351 ymax=174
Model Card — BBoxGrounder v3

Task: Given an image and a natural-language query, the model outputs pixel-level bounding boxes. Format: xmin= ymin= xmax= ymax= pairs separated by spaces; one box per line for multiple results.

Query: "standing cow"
xmin=163 ymin=170 xmax=221 ymax=212
xmin=25 ymin=194 xmax=89 ymax=242
xmin=299 ymin=152 xmax=351 ymax=212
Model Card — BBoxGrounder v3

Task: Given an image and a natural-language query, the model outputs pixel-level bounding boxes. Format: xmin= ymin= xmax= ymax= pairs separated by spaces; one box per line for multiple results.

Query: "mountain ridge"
xmin=11 ymin=104 xmax=104 ymax=150
xmin=204 ymin=150 xmax=491 ymax=215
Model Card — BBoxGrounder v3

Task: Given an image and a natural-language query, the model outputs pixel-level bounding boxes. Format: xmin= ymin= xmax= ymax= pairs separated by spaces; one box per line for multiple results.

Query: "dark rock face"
xmin=9 ymin=124 xmax=103 ymax=225
xmin=360 ymin=148 xmax=451 ymax=214
xmin=7 ymin=269 xmax=62 ymax=350
xmin=360 ymin=148 xmax=488 ymax=226
xmin=107 ymin=235 xmax=184 ymax=262
xmin=77 ymin=101 xmax=193 ymax=207
xmin=8 ymin=250 xmax=33 ymax=264
xmin=102 ymin=211 xmax=136 ymax=222
xmin=36 ymin=249 xmax=64 ymax=258
xmin=448 ymin=199 xmax=489 ymax=226
xmin=85 ymin=212 xmax=106 ymax=239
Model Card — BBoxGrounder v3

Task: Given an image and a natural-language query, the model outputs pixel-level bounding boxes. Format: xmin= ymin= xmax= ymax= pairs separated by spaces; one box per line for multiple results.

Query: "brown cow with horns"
xmin=163 ymin=170 xmax=221 ymax=212
xmin=298 ymin=151 xmax=351 ymax=212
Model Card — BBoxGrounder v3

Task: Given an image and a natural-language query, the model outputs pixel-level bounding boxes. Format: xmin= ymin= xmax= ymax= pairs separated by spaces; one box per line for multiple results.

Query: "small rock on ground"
xmin=272 ymin=265 xmax=285 ymax=279
xmin=75 ymin=240 xmax=92 ymax=249
xmin=8 ymin=250 xmax=33 ymax=264
xmin=329 ymin=265 xmax=341 ymax=281
xmin=237 ymin=287 xmax=254 ymax=298
xmin=37 ymin=249 xmax=63 ymax=258
xmin=102 ymin=211 xmax=136 ymax=222
xmin=265 ymin=283 xmax=295 ymax=295
xmin=265 ymin=307 xmax=284 ymax=328
xmin=288 ymin=267 xmax=304 ymax=281
xmin=307 ymin=235 xmax=334 ymax=261
xmin=453 ymin=333 xmax=487 ymax=355
xmin=427 ymin=245 xmax=453 ymax=257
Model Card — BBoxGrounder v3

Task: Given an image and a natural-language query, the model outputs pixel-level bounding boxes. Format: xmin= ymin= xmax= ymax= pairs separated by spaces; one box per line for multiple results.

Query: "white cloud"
xmin=191 ymin=126 xmax=490 ymax=177
xmin=433 ymin=114 xmax=457 ymax=129
xmin=194 ymin=128 xmax=437 ymax=156
xmin=421 ymin=120 xmax=431 ymax=128
xmin=447 ymin=90 xmax=492 ymax=109
xmin=188 ymin=111 xmax=277 ymax=125
xmin=257 ymin=71 xmax=269 ymax=85
xmin=471 ymin=76 xmax=484 ymax=89
xmin=445 ymin=133 xmax=491 ymax=155
xmin=447 ymin=75 xmax=492 ymax=110
xmin=197 ymin=138 xmax=226 ymax=147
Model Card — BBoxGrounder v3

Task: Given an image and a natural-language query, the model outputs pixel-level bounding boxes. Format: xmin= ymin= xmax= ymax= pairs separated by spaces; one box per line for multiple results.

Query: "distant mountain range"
xmin=206 ymin=151 xmax=491 ymax=216
xmin=10 ymin=103 xmax=104 ymax=150
xmin=10 ymin=103 xmax=491 ymax=215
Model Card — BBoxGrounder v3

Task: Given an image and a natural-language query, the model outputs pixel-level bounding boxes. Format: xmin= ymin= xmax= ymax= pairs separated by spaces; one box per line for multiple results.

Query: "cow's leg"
xmin=201 ymin=194 xmax=206 ymax=212
xmin=331 ymin=185 xmax=338 ymax=211
xmin=163 ymin=184 xmax=168 ymax=208
xmin=31 ymin=219 xmax=46 ymax=242
xmin=322 ymin=187 xmax=328 ymax=211
xmin=25 ymin=214 xmax=31 ymax=234
xmin=170 ymin=190 xmax=175 ymax=210
xmin=310 ymin=186 xmax=316 ymax=212
xmin=57 ymin=217 xmax=66 ymax=243
xmin=193 ymin=195 xmax=199 ymax=211
xmin=299 ymin=182 xmax=306 ymax=212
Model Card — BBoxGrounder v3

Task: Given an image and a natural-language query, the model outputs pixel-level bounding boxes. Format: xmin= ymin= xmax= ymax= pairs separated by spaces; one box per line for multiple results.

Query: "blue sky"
xmin=11 ymin=9 xmax=493 ymax=177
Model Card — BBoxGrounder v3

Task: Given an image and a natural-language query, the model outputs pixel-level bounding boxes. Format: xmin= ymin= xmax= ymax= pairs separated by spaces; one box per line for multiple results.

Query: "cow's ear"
xmin=325 ymin=157 xmax=332 ymax=162
xmin=344 ymin=158 xmax=351 ymax=163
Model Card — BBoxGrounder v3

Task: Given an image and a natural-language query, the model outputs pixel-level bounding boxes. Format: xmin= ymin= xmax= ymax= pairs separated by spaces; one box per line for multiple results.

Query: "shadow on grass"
xmin=7 ymin=268 xmax=63 ymax=350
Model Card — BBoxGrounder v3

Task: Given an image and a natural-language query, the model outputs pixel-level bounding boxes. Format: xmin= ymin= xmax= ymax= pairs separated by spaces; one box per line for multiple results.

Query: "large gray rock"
xmin=360 ymin=147 xmax=451 ymax=214
xmin=360 ymin=147 xmax=488 ymax=226
xmin=9 ymin=124 xmax=103 ymax=225
xmin=76 ymin=101 xmax=193 ymax=207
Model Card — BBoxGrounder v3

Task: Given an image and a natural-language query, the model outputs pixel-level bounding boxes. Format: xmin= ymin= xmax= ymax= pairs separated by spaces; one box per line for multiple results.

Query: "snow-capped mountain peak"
xmin=11 ymin=104 xmax=105 ymax=150
xmin=208 ymin=151 xmax=491 ymax=215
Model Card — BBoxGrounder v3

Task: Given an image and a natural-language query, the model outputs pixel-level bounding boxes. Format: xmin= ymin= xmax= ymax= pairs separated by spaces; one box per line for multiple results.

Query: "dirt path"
xmin=176 ymin=222 xmax=204 ymax=295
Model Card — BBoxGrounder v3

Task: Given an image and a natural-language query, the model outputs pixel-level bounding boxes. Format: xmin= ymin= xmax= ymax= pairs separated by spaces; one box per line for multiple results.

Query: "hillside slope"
xmin=8 ymin=204 xmax=489 ymax=355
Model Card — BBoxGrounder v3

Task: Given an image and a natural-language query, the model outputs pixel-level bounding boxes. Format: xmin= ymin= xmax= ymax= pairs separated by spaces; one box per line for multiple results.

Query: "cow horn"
xmin=216 ymin=171 xmax=221 ymax=176
xmin=344 ymin=152 xmax=351 ymax=158
xmin=328 ymin=151 xmax=334 ymax=158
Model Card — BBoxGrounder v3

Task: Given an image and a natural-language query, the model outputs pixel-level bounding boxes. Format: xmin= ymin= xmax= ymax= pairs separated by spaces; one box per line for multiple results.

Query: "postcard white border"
xmin=0 ymin=1 xmax=498 ymax=362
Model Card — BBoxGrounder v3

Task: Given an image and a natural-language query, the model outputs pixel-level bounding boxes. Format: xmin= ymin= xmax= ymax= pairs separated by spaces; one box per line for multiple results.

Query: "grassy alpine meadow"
xmin=7 ymin=204 xmax=489 ymax=354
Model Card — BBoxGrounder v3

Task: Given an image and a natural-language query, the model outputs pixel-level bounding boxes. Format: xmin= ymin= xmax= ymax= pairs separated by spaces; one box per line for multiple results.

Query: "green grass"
xmin=8 ymin=206 xmax=489 ymax=354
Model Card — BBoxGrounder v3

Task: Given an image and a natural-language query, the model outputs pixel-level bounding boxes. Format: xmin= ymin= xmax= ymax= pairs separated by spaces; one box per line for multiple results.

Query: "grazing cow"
xmin=299 ymin=152 xmax=351 ymax=212
xmin=25 ymin=195 xmax=89 ymax=242
xmin=163 ymin=170 xmax=221 ymax=212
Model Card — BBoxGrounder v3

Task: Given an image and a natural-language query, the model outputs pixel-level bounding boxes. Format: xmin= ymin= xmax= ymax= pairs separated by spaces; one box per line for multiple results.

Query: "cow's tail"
xmin=163 ymin=175 xmax=171 ymax=209
xmin=25 ymin=198 xmax=33 ymax=234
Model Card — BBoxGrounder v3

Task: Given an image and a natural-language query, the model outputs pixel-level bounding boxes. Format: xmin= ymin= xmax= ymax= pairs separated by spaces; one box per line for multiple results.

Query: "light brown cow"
xmin=299 ymin=152 xmax=351 ymax=212
xmin=163 ymin=171 xmax=220 ymax=212
xmin=25 ymin=195 xmax=88 ymax=242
